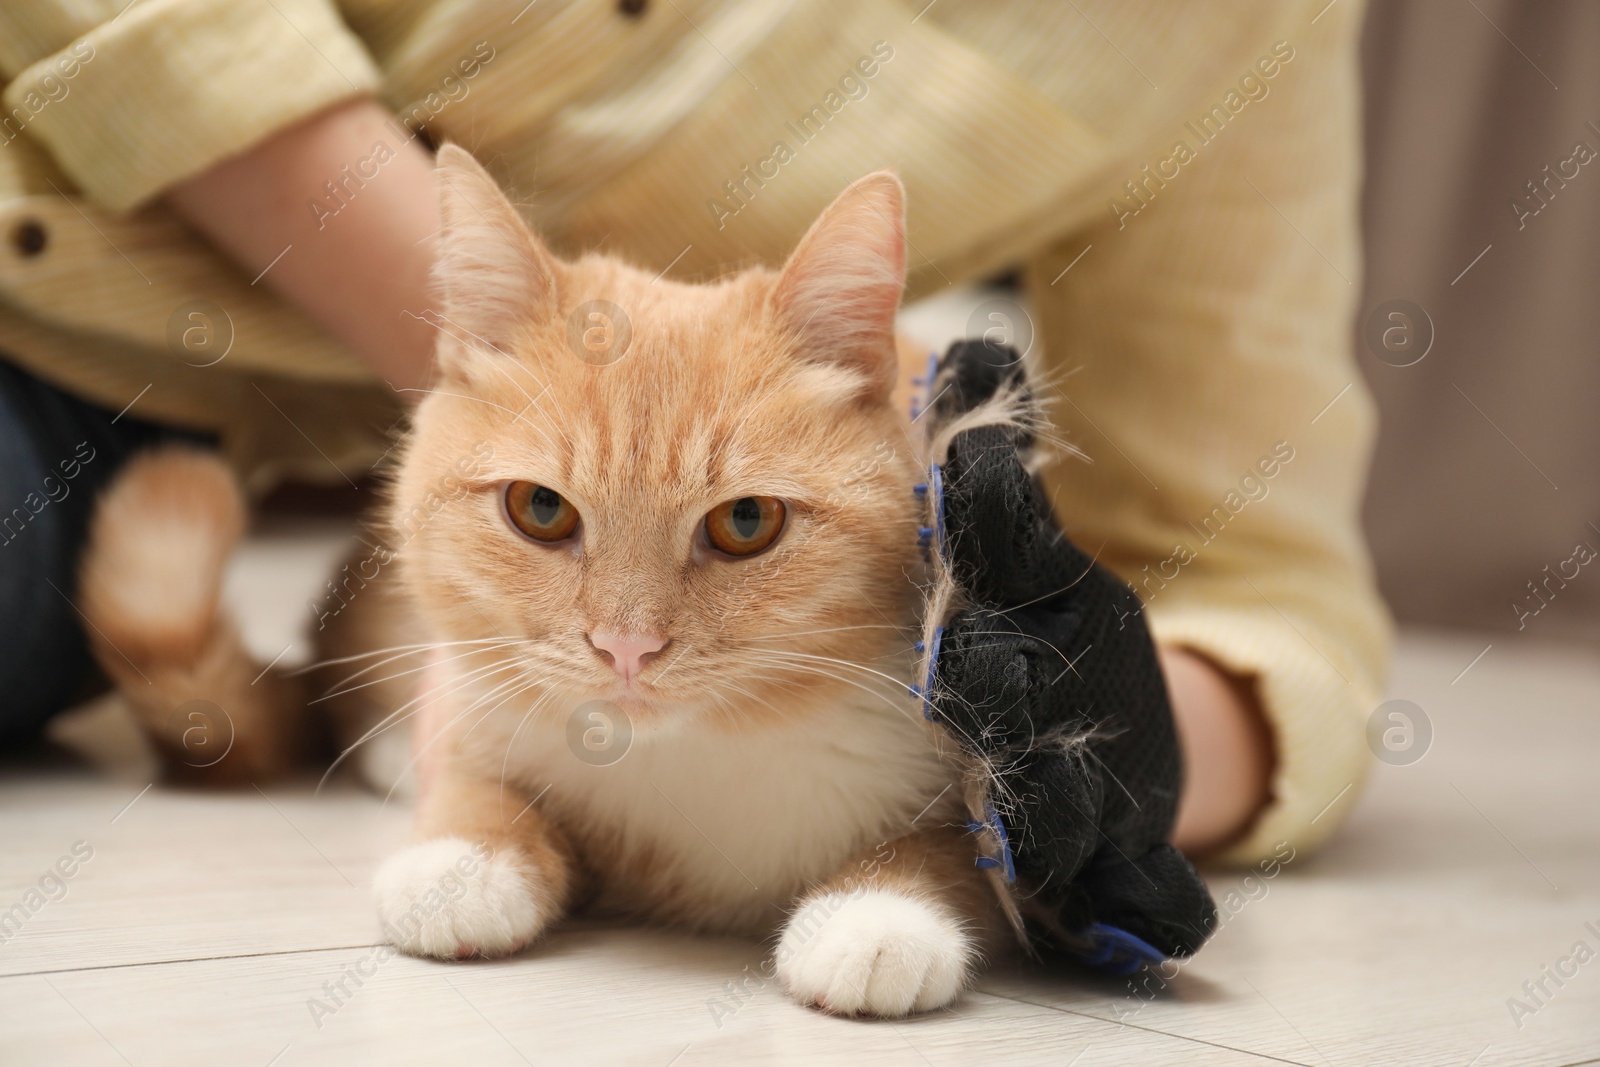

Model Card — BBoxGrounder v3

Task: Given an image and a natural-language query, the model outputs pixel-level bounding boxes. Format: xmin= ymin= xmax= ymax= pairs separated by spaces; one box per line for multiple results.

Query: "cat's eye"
xmin=704 ymin=496 xmax=786 ymax=557
xmin=503 ymin=481 xmax=580 ymax=543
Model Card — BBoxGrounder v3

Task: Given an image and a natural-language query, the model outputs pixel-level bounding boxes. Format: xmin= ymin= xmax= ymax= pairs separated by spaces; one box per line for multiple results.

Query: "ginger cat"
xmin=77 ymin=146 xmax=1003 ymax=1017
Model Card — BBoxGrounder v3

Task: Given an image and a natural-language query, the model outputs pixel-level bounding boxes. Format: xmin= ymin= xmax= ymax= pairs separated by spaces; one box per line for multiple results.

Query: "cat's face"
xmin=392 ymin=147 xmax=921 ymax=728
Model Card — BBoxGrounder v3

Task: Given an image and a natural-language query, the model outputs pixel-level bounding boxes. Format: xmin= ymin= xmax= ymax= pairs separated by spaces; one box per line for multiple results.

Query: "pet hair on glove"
xmin=911 ymin=339 xmax=1218 ymax=970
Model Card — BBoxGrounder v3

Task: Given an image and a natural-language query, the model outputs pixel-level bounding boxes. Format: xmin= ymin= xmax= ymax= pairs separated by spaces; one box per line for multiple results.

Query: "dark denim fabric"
xmin=0 ymin=362 xmax=185 ymax=744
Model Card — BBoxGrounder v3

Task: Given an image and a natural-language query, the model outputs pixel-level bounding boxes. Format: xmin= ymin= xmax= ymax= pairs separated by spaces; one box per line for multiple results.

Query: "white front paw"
xmin=775 ymin=888 xmax=974 ymax=1017
xmin=373 ymin=837 xmax=545 ymax=959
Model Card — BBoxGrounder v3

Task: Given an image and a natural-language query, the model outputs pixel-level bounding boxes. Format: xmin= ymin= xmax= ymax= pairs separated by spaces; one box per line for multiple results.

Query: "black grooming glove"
xmin=922 ymin=340 xmax=1217 ymax=963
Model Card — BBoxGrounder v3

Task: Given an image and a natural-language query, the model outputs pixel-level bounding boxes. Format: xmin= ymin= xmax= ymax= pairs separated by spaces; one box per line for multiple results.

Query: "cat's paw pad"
xmin=373 ymin=837 xmax=545 ymax=959
xmin=776 ymin=887 xmax=974 ymax=1017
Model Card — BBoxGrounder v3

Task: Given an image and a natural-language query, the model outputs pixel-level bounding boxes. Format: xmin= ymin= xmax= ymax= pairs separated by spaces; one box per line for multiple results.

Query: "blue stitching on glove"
xmin=966 ymin=803 xmax=1015 ymax=884
xmin=909 ymin=626 xmax=943 ymax=720
xmin=908 ymin=349 xmax=939 ymax=422
xmin=1065 ymin=923 xmax=1167 ymax=976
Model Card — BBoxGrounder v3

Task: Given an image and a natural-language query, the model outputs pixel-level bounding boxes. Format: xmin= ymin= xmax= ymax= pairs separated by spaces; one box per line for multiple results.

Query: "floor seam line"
xmin=0 ymin=942 xmax=385 ymax=979
xmin=971 ymin=988 xmax=1316 ymax=1067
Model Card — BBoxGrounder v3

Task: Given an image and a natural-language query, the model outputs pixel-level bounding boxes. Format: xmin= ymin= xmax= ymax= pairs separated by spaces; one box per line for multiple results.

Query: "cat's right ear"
xmin=429 ymin=144 xmax=560 ymax=375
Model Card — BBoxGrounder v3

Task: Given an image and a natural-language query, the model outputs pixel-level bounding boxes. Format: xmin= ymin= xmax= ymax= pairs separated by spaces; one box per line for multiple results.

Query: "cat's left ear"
xmin=430 ymin=144 xmax=560 ymax=373
xmin=772 ymin=171 xmax=907 ymax=400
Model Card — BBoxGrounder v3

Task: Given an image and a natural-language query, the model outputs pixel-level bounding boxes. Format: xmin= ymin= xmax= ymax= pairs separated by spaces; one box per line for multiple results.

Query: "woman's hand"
xmin=1163 ymin=646 xmax=1273 ymax=856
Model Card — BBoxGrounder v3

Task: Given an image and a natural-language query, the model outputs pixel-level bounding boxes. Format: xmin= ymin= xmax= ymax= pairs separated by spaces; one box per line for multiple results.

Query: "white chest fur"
xmin=458 ymin=684 xmax=960 ymax=934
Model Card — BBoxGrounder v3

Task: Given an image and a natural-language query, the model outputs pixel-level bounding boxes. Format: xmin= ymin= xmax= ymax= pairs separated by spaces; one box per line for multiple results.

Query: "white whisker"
xmin=311 ymin=641 xmax=524 ymax=703
xmin=295 ymin=637 xmax=510 ymax=678
xmin=316 ymin=655 xmax=528 ymax=792
xmin=382 ymin=670 xmax=547 ymax=809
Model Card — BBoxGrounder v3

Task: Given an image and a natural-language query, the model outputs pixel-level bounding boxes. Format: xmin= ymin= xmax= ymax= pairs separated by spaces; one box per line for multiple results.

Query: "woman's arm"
xmin=164 ymin=99 xmax=441 ymax=393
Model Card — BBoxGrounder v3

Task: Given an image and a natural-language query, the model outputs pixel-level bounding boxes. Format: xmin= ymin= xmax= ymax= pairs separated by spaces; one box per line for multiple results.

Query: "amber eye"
xmin=503 ymin=481 xmax=580 ymax=542
xmin=704 ymin=496 xmax=786 ymax=557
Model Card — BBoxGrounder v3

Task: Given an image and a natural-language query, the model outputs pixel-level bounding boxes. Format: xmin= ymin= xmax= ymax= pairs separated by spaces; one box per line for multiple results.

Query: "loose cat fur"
xmin=76 ymin=146 xmax=1008 ymax=1017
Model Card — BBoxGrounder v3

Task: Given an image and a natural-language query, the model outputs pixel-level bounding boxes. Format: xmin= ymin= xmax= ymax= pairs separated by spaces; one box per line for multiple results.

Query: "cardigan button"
xmin=9 ymin=219 xmax=46 ymax=258
xmin=618 ymin=0 xmax=647 ymax=16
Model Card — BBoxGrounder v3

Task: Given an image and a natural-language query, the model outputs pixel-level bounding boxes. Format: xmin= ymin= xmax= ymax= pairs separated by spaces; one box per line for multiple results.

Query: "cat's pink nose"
xmin=588 ymin=632 xmax=668 ymax=684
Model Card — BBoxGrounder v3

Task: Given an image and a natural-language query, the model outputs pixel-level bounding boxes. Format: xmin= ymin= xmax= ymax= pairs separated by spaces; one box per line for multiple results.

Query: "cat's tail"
xmin=77 ymin=446 xmax=306 ymax=783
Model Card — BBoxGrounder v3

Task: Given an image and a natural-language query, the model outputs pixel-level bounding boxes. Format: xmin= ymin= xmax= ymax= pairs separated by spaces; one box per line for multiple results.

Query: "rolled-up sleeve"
xmin=1 ymin=0 xmax=380 ymax=211
xmin=1026 ymin=0 xmax=1391 ymax=863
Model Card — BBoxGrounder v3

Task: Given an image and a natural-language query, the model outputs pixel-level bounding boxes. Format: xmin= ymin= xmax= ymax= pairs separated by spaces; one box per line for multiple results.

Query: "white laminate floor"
xmin=3 ymin=519 xmax=1598 ymax=1066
